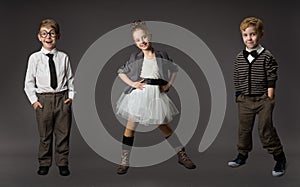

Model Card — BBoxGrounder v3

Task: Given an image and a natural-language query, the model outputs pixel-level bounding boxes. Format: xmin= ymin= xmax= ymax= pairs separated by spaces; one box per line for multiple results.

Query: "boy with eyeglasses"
xmin=24 ymin=18 xmax=75 ymax=176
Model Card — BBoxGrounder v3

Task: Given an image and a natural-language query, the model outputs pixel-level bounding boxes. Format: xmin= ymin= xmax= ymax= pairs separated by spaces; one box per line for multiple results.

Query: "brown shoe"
xmin=117 ymin=165 xmax=129 ymax=175
xmin=117 ymin=150 xmax=130 ymax=175
xmin=177 ymin=148 xmax=196 ymax=169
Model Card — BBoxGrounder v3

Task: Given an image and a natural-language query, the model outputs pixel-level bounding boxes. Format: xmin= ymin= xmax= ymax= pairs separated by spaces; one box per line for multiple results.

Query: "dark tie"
xmin=46 ymin=53 xmax=58 ymax=89
xmin=243 ymin=50 xmax=258 ymax=58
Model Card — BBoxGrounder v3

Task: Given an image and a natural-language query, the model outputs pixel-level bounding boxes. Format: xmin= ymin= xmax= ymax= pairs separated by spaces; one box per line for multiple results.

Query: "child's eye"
xmin=40 ymin=31 xmax=48 ymax=37
xmin=50 ymin=31 xmax=57 ymax=36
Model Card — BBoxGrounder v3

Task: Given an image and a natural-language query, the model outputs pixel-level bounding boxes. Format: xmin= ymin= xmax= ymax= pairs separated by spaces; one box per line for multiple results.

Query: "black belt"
xmin=38 ymin=90 xmax=67 ymax=96
xmin=141 ymin=78 xmax=168 ymax=85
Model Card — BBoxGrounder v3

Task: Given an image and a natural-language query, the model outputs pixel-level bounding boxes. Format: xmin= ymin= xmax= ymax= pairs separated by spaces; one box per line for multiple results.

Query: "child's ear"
xmin=260 ymin=31 xmax=264 ymax=38
xmin=56 ymin=33 xmax=61 ymax=40
xmin=37 ymin=34 xmax=42 ymax=42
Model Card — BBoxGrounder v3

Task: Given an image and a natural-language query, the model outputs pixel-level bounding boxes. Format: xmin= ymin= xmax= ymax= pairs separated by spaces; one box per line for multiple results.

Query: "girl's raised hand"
xmin=132 ymin=79 xmax=145 ymax=90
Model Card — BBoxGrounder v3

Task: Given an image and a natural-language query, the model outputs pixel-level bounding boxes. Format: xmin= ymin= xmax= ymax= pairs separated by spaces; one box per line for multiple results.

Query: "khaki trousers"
xmin=35 ymin=91 xmax=72 ymax=166
xmin=237 ymin=94 xmax=283 ymax=156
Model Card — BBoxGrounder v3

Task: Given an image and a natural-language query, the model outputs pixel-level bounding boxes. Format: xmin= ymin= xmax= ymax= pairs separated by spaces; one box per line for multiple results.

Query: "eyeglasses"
xmin=39 ymin=30 xmax=57 ymax=38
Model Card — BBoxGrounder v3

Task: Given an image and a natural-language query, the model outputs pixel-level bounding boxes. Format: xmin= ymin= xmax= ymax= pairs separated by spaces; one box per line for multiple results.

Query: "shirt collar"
xmin=246 ymin=44 xmax=264 ymax=54
xmin=41 ymin=47 xmax=58 ymax=55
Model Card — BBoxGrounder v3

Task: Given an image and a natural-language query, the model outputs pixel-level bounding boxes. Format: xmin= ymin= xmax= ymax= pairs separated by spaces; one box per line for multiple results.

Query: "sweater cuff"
xmin=268 ymin=80 xmax=276 ymax=88
xmin=235 ymin=91 xmax=242 ymax=97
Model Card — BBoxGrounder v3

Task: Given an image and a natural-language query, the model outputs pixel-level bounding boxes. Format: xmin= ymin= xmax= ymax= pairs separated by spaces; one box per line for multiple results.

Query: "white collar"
xmin=41 ymin=47 xmax=58 ymax=55
xmin=246 ymin=44 xmax=264 ymax=54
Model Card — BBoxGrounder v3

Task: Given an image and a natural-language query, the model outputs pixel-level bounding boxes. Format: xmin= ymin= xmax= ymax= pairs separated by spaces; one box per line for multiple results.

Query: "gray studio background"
xmin=0 ymin=0 xmax=299 ymax=186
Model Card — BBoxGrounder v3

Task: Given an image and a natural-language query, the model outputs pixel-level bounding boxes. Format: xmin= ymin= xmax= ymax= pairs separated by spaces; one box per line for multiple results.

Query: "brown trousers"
xmin=237 ymin=94 xmax=283 ymax=156
xmin=35 ymin=91 xmax=72 ymax=166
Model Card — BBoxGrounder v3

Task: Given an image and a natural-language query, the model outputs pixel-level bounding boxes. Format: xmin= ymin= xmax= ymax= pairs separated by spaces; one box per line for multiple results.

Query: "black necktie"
xmin=46 ymin=53 xmax=58 ymax=89
xmin=243 ymin=50 xmax=258 ymax=58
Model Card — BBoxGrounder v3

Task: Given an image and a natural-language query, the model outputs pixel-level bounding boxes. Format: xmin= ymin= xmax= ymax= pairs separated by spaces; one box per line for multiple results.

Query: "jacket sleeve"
xmin=265 ymin=54 xmax=278 ymax=88
xmin=233 ymin=57 xmax=241 ymax=97
xmin=162 ymin=51 xmax=178 ymax=73
xmin=117 ymin=53 xmax=135 ymax=74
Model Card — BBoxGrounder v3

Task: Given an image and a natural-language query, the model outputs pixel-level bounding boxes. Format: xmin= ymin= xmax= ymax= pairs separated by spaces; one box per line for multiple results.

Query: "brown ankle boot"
xmin=177 ymin=148 xmax=196 ymax=169
xmin=117 ymin=150 xmax=130 ymax=175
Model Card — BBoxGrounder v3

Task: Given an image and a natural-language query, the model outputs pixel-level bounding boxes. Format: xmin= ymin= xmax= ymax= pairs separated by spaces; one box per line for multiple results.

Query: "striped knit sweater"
xmin=233 ymin=49 xmax=278 ymax=96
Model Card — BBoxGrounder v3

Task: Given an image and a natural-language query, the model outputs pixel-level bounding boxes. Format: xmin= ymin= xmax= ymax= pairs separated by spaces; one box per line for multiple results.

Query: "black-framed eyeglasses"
xmin=39 ymin=30 xmax=57 ymax=38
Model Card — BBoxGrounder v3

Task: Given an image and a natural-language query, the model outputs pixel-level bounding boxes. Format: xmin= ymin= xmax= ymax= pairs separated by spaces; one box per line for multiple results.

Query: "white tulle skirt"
xmin=116 ymin=85 xmax=179 ymax=125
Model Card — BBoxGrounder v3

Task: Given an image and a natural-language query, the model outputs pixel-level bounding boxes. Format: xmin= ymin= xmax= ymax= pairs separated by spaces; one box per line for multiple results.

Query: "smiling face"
xmin=38 ymin=26 xmax=59 ymax=51
xmin=132 ymin=28 xmax=151 ymax=51
xmin=241 ymin=26 xmax=263 ymax=50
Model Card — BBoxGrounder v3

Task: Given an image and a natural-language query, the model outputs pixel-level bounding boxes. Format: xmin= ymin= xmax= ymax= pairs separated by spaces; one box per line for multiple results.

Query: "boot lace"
xmin=178 ymin=149 xmax=191 ymax=162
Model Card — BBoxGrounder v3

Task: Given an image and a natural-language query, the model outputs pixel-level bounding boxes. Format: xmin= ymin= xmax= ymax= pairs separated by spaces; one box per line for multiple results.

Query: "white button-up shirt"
xmin=24 ymin=47 xmax=75 ymax=104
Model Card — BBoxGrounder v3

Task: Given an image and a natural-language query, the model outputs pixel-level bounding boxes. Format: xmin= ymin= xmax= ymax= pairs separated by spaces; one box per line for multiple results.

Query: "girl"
xmin=116 ymin=20 xmax=196 ymax=174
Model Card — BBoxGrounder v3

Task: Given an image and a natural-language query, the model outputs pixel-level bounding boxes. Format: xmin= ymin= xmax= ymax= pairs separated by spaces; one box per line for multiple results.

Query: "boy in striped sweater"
xmin=228 ymin=17 xmax=287 ymax=177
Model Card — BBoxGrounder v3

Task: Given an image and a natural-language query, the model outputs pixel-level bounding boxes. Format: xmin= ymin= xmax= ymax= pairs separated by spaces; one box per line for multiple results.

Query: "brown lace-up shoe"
xmin=177 ymin=148 xmax=196 ymax=169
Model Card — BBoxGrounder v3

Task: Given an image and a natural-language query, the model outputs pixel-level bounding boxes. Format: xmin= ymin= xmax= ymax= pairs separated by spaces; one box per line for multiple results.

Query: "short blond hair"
xmin=38 ymin=18 xmax=60 ymax=35
xmin=240 ymin=17 xmax=264 ymax=34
